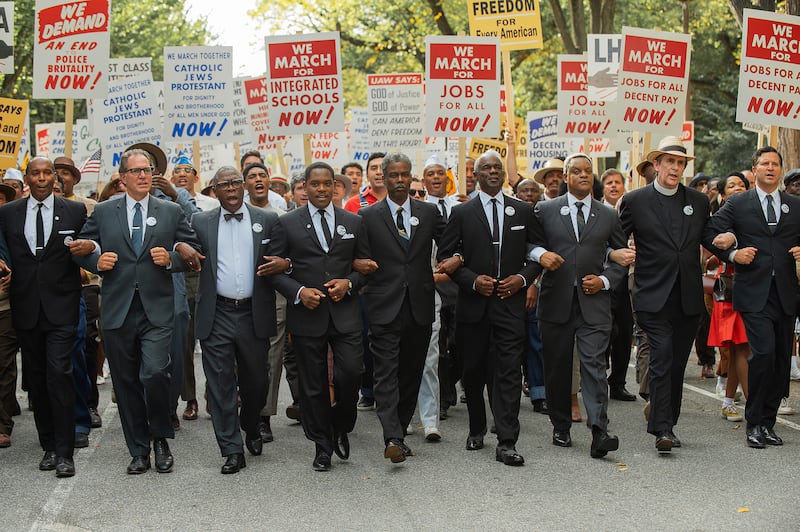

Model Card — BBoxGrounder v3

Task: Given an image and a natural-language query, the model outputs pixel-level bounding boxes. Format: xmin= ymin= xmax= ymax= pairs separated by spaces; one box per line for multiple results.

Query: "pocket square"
xmin=58 ymin=229 xmax=76 ymax=235
xmin=261 ymin=238 xmax=270 ymax=244
xmin=510 ymin=225 xmax=525 ymax=231
xmin=341 ymin=233 xmax=355 ymax=240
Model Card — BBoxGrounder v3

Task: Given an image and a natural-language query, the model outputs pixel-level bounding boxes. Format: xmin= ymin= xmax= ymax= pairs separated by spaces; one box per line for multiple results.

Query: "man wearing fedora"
xmin=618 ymin=135 xmax=710 ymax=454
xmin=54 ymin=157 xmax=97 ymax=215
xmin=533 ymin=158 xmax=565 ymax=202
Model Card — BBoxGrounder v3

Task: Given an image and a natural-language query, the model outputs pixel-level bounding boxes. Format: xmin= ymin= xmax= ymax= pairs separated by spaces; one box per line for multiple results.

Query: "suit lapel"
xmin=581 ymin=199 xmax=600 ymax=241
xmin=141 ymin=195 xmax=158 ymax=254
xmin=557 ymin=196 xmax=577 ymax=243
xmin=380 ymin=200 xmax=407 ymax=251
xmin=43 ymin=198 xmax=64 ymax=257
xmin=300 ymin=207 xmax=325 ymax=252
xmin=16 ymin=200 xmax=35 ymax=259
xmin=116 ymin=197 xmax=136 ymax=255
xmin=246 ymin=205 xmax=261 ymax=267
xmin=207 ymin=207 xmax=220 ymax=281
xmin=749 ymin=189 xmax=770 ymax=234
xmin=472 ymin=197 xmax=493 ymax=240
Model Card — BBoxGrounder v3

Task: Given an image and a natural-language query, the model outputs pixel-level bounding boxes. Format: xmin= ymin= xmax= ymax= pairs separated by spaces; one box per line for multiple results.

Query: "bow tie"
xmin=224 ymin=212 xmax=243 ymax=222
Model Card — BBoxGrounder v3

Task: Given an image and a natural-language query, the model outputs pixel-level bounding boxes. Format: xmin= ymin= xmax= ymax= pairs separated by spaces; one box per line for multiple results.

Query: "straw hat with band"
xmin=645 ymin=135 xmax=695 ymax=163
xmin=533 ymin=158 xmax=564 ymax=184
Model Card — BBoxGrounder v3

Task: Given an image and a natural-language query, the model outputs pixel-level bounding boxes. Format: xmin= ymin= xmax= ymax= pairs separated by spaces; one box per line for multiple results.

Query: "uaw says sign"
xmin=614 ymin=26 xmax=690 ymax=134
xmin=425 ymin=36 xmax=501 ymax=137
xmin=33 ymin=0 xmax=110 ymax=98
xmin=264 ymin=32 xmax=345 ymax=135
xmin=736 ymin=9 xmax=800 ymax=129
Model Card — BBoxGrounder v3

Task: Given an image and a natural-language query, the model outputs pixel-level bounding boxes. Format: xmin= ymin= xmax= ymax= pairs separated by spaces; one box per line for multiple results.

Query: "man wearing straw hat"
xmin=618 ymin=135 xmax=709 ymax=454
xmin=533 ymin=158 xmax=564 ymax=202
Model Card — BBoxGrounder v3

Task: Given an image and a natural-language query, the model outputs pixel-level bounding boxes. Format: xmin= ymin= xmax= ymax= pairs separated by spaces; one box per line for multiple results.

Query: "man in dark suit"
xmin=618 ymin=135 xmax=710 ymax=454
xmin=192 ymin=166 xmax=283 ymax=473
xmin=0 ymin=157 xmax=86 ymax=477
xmin=266 ymin=161 xmax=369 ymax=471
xmin=531 ymin=153 xmax=628 ymax=458
xmin=72 ymin=149 xmax=201 ymax=474
xmin=703 ymin=146 xmax=800 ymax=448
xmin=437 ymin=150 xmax=541 ymax=466
xmin=358 ymin=152 xmax=446 ymax=462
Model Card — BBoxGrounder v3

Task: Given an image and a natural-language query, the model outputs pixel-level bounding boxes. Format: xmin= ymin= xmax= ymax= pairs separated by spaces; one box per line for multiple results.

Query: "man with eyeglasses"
xmin=72 ymin=149 xmax=202 ymax=475
xmin=192 ymin=166 xmax=286 ymax=474
xmin=171 ymin=155 xmax=219 ymax=213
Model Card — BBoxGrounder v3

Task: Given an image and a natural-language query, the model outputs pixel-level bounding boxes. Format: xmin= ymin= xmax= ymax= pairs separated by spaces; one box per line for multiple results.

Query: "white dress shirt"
xmin=309 ymin=202 xmax=336 ymax=253
xmin=25 ymin=194 xmax=54 ymax=254
xmin=388 ymin=197 xmax=412 ymax=238
xmin=125 ymin=194 xmax=150 ymax=245
xmin=216 ymin=206 xmax=254 ymax=299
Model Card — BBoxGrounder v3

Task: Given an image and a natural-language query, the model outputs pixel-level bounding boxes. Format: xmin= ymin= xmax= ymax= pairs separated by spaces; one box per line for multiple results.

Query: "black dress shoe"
xmin=75 ymin=432 xmax=89 ymax=448
xmin=89 ymin=408 xmax=102 ymax=428
xmin=384 ymin=440 xmax=406 ymax=463
xmin=285 ymin=403 xmax=301 ymax=421
xmin=439 ymin=407 xmax=448 ymax=420
xmin=55 ymin=457 xmax=75 ymax=478
xmin=495 ymin=445 xmax=525 ymax=466
xmin=762 ymin=426 xmax=783 ymax=446
xmin=610 ymin=386 xmax=637 ymax=401
xmin=39 ymin=450 xmax=57 ymax=471
xmin=668 ymin=431 xmax=681 ymax=448
xmin=127 ymin=455 xmax=151 ymax=474
xmin=313 ymin=451 xmax=331 ymax=471
xmin=746 ymin=425 xmax=765 ymax=448
xmin=532 ymin=399 xmax=549 ymax=414
xmin=590 ymin=431 xmax=619 ymax=458
xmin=333 ymin=431 xmax=350 ymax=460
xmin=153 ymin=438 xmax=174 ymax=473
xmin=465 ymin=432 xmax=485 ymax=451
xmin=258 ymin=416 xmax=274 ymax=443
xmin=398 ymin=440 xmax=414 ymax=457
xmin=552 ymin=430 xmax=572 ymax=447
xmin=221 ymin=453 xmax=246 ymax=474
xmin=655 ymin=432 xmax=674 ymax=454
xmin=245 ymin=433 xmax=263 ymax=456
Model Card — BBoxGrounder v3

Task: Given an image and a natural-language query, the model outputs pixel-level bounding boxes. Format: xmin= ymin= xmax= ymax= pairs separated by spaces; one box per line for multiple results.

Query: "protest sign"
xmin=0 ymin=2 xmax=14 ymax=75
xmin=91 ymin=74 xmax=161 ymax=172
xmin=108 ymin=57 xmax=151 ymax=81
xmin=587 ymin=34 xmax=621 ymax=102
xmin=307 ymin=132 xmax=348 ymax=168
xmin=243 ymin=75 xmax=268 ymax=142
xmin=526 ymin=111 xmax=570 ymax=173
xmin=163 ymin=46 xmax=234 ymax=142
xmin=557 ymin=55 xmax=611 ymax=138
xmin=348 ymin=107 xmax=371 ymax=163
xmin=33 ymin=0 xmax=110 ymax=98
xmin=467 ymin=0 xmax=543 ymax=51
xmin=0 ymin=98 xmax=26 ymax=171
xmin=367 ymin=73 xmax=424 ymax=153
xmin=614 ymin=27 xmax=690 ymax=134
xmin=425 ymin=36 xmax=501 ymax=137
xmin=264 ymin=32 xmax=345 ymax=135
xmin=736 ymin=9 xmax=800 ymax=129
xmin=35 ymin=119 xmax=97 ymax=161
xmin=231 ymin=77 xmax=251 ymax=142
xmin=682 ymin=121 xmax=695 ymax=178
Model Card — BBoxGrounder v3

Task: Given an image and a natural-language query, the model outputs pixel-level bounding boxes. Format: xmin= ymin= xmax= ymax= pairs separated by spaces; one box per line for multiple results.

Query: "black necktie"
xmin=318 ymin=209 xmax=333 ymax=249
xmin=491 ymin=198 xmax=500 ymax=278
xmin=131 ymin=202 xmax=143 ymax=255
xmin=766 ymin=195 xmax=777 ymax=233
xmin=575 ymin=201 xmax=586 ymax=239
xmin=35 ymin=203 xmax=44 ymax=257
xmin=438 ymin=199 xmax=448 ymax=223
xmin=396 ymin=206 xmax=409 ymax=239
xmin=224 ymin=212 xmax=243 ymax=222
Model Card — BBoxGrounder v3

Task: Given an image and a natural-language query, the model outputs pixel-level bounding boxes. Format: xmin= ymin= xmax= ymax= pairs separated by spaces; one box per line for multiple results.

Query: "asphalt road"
xmin=3 ymin=351 xmax=800 ymax=531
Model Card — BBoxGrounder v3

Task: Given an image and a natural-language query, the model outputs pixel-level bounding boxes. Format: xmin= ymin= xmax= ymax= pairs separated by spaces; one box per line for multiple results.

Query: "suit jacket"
xmin=359 ymin=199 xmax=445 ymax=325
xmin=192 ymin=204 xmax=279 ymax=340
xmin=437 ymin=194 xmax=541 ymax=324
xmin=618 ymin=183 xmax=709 ymax=314
xmin=267 ymin=204 xmax=369 ymax=336
xmin=0 ymin=196 xmax=86 ymax=330
xmin=534 ymin=196 xmax=628 ymax=325
xmin=76 ymin=194 xmax=199 ymax=330
xmin=703 ymin=188 xmax=800 ymax=315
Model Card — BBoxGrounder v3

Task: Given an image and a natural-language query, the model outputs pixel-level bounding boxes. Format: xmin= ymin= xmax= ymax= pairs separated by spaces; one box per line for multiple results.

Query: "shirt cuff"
xmin=599 ymin=275 xmax=610 ymax=290
xmin=294 ymin=286 xmax=304 ymax=305
xmin=515 ymin=273 xmax=528 ymax=287
xmin=528 ymin=246 xmax=547 ymax=262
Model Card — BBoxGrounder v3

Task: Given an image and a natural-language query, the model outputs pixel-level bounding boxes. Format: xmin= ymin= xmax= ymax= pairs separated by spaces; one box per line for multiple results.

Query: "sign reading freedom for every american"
xmin=468 ymin=0 xmax=543 ymax=51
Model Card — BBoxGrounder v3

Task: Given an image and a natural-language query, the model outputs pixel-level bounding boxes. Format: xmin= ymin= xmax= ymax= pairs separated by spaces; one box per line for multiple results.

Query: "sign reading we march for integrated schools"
xmin=467 ymin=0 xmax=543 ymax=51
xmin=33 ymin=0 xmax=110 ymax=98
xmin=425 ymin=36 xmax=501 ymax=137
xmin=736 ymin=9 xmax=800 ymax=129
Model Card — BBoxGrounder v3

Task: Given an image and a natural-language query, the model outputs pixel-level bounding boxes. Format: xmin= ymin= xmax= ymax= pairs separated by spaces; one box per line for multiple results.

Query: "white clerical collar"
xmin=653 ymin=180 xmax=678 ymax=197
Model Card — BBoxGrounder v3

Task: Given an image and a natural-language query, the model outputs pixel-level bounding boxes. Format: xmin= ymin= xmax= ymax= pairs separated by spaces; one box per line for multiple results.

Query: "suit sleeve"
xmin=347 ymin=216 xmax=369 ymax=291
xmin=702 ymin=196 xmax=738 ymax=261
xmin=601 ymin=215 xmax=628 ymax=290
xmin=265 ymin=217 xmax=303 ymax=300
xmin=74 ymin=210 xmax=101 ymax=273
xmin=168 ymin=204 xmax=201 ymax=272
xmin=437 ymin=206 xmax=479 ymax=291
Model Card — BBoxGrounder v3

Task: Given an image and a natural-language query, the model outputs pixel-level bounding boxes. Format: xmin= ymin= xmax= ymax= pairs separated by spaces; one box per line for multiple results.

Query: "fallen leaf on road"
xmin=737 ymin=507 xmax=750 ymax=513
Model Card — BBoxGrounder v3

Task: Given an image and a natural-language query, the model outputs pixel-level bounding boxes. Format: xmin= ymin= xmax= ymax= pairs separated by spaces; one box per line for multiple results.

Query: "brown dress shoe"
xmin=0 ymin=433 xmax=10 ymax=447
xmin=182 ymin=399 xmax=198 ymax=421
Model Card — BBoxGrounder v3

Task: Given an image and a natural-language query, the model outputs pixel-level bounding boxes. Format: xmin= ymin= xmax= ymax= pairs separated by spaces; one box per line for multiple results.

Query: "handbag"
xmin=702 ymin=273 xmax=716 ymax=294
xmin=713 ymin=272 xmax=733 ymax=302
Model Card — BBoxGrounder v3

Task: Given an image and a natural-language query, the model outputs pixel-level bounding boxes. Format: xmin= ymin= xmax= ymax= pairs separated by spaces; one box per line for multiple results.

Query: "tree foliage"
xmin=0 ymin=0 xmax=211 ymax=125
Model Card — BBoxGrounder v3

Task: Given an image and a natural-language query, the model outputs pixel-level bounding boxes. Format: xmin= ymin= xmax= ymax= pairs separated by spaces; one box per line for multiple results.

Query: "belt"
xmin=216 ymin=295 xmax=252 ymax=308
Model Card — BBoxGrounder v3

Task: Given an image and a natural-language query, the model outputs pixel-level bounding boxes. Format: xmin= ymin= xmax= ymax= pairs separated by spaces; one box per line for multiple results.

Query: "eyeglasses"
xmin=124 ymin=167 xmax=154 ymax=177
xmin=173 ymin=166 xmax=196 ymax=175
xmin=409 ymin=189 xmax=426 ymax=197
xmin=214 ymin=179 xmax=244 ymax=189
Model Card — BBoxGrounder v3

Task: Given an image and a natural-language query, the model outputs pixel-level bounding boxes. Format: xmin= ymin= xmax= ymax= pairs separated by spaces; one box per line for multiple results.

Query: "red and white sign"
xmin=736 ymin=9 xmax=800 ymax=129
xmin=33 ymin=0 xmax=110 ymax=98
xmin=613 ymin=27 xmax=690 ymax=134
xmin=425 ymin=36 xmax=501 ymax=137
xmin=367 ymin=73 xmax=424 ymax=153
xmin=264 ymin=32 xmax=344 ymax=135
xmin=557 ymin=55 xmax=611 ymax=138
xmin=0 ymin=3 xmax=14 ymax=75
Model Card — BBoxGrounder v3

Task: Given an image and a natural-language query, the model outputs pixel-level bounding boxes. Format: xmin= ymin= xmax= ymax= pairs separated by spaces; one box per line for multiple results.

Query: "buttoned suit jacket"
xmin=534 ymin=196 xmax=628 ymax=325
xmin=703 ymin=188 xmax=800 ymax=315
xmin=192 ymin=204 xmax=279 ymax=341
xmin=0 ymin=196 xmax=86 ymax=330
xmin=359 ymin=199 xmax=445 ymax=326
xmin=267 ymin=205 xmax=369 ymax=337
xmin=76 ymin=194 xmax=199 ymax=329
xmin=618 ymin=183 xmax=710 ymax=315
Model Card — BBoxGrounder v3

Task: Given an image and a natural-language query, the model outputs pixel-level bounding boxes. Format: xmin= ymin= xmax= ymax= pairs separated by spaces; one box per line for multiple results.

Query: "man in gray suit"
xmin=73 ymin=149 xmax=201 ymax=475
xmin=531 ymin=153 xmax=628 ymax=458
xmin=192 ymin=166 xmax=285 ymax=474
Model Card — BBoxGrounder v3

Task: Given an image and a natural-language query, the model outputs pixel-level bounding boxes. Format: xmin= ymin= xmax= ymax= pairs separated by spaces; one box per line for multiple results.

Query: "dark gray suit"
xmin=534 ymin=195 xmax=627 ymax=433
xmin=192 ymin=204 xmax=278 ymax=456
xmin=77 ymin=194 xmax=198 ymax=457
